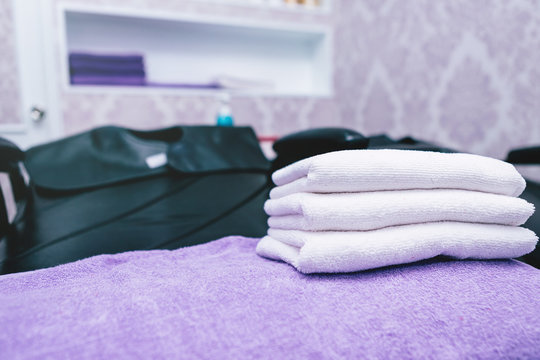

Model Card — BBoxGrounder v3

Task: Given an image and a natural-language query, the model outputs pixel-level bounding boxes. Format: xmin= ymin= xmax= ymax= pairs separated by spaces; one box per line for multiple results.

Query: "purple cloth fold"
xmin=69 ymin=60 xmax=145 ymax=72
xmin=68 ymin=52 xmax=147 ymax=85
xmin=1 ymin=236 xmax=539 ymax=359
xmin=69 ymin=68 xmax=146 ymax=77
xmin=70 ymin=75 xmax=146 ymax=86
xmin=145 ymin=81 xmax=222 ymax=89
xmin=69 ymin=52 xmax=144 ymax=64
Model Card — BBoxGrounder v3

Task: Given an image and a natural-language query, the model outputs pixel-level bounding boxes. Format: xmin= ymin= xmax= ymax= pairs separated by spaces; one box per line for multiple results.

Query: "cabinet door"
xmin=0 ymin=0 xmax=61 ymax=149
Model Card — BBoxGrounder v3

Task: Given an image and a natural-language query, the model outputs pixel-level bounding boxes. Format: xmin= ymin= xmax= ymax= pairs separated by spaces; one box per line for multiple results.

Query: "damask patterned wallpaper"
xmin=2 ymin=0 xmax=540 ymax=158
xmin=334 ymin=0 xmax=540 ymax=158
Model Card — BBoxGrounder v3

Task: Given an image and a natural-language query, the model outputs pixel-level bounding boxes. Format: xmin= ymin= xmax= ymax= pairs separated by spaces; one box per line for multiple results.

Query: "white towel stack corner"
xmin=256 ymin=149 xmax=538 ymax=273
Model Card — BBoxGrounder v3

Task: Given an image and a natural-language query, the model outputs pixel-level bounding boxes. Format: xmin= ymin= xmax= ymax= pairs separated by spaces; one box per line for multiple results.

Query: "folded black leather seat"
xmin=1 ymin=126 xmax=271 ymax=274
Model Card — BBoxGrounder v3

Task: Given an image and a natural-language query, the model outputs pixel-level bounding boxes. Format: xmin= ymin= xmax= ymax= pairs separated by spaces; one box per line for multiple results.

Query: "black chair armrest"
xmin=0 ymin=137 xmax=26 ymax=238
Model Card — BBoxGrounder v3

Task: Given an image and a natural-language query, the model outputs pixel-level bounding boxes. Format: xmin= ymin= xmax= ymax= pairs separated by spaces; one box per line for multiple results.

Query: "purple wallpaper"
xmin=2 ymin=0 xmax=540 ymax=159
xmin=0 ymin=0 xmax=22 ymax=125
xmin=333 ymin=0 xmax=540 ymax=158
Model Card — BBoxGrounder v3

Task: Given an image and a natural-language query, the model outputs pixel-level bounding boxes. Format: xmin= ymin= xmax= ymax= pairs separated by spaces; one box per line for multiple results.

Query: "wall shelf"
xmin=60 ymin=5 xmax=333 ymax=97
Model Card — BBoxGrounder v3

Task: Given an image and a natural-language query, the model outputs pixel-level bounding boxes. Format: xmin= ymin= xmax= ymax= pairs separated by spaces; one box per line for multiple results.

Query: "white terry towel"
xmin=270 ymin=150 xmax=526 ymax=199
xmin=256 ymin=223 xmax=539 ymax=273
xmin=265 ymin=190 xmax=534 ymax=231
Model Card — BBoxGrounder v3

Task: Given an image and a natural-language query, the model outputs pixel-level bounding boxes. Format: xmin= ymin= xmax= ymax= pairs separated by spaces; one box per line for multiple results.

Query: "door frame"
xmin=1 ymin=0 xmax=62 ymax=149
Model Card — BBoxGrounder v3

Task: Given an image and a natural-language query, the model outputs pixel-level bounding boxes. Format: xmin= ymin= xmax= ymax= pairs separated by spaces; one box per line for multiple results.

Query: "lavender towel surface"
xmin=1 ymin=237 xmax=539 ymax=359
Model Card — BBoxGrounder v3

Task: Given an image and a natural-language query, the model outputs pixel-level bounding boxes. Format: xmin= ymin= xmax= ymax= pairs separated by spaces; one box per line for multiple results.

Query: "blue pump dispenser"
xmin=216 ymin=93 xmax=234 ymax=127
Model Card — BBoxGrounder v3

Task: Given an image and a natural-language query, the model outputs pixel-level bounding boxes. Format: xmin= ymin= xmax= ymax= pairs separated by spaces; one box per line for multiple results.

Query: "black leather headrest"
xmin=272 ymin=128 xmax=369 ymax=171
xmin=507 ymin=146 xmax=540 ymax=164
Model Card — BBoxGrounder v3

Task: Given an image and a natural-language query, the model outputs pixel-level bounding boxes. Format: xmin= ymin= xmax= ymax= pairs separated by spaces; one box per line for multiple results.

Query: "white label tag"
xmin=0 ymin=173 xmax=16 ymax=223
xmin=19 ymin=163 xmax=30 ymax=185
xmin=145 ymin=153 xmax=168 ymax=169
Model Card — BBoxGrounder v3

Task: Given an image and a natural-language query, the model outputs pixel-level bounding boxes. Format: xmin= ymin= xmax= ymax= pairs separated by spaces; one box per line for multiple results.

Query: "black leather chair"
xmin=1 ymin=126 xmax=272 ymax=274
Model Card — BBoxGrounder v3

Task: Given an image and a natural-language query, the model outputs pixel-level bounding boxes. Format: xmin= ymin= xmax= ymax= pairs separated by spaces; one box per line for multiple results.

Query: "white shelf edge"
xmin=58 ymin=3 xmax=331 ymax=35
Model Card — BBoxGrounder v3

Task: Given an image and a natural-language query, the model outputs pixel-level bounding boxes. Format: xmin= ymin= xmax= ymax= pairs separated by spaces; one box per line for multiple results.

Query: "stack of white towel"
xmin=256 ymin=150 xmax=538 ymax=273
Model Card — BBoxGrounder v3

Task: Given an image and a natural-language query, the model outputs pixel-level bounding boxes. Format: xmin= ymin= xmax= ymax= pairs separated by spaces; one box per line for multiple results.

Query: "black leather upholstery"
xmin=271 ymin=128 xmax=369 ymax=172
xmin=1 ymin=126 xmax=271 ymax=274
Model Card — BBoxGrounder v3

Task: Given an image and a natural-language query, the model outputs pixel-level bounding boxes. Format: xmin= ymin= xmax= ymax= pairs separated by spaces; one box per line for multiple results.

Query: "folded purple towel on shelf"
xmin=68 ymin=52 xmax=147 ymax=86
xmin=0 ymin=236 xmax=539 ymax=359
xmin=69 ymin=60 xmax=146 ymax=72
xmin=69 ymin=52 xmax=145 ymax=64
xmin=70 ymin=75 xmax=146 ymax=86
xmin=69 ymin=68 xmax=146 ymax=77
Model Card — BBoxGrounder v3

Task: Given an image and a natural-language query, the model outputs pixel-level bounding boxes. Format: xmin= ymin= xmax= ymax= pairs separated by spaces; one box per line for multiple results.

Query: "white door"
xmin=0 ymin=0 xmax=61 ymax=149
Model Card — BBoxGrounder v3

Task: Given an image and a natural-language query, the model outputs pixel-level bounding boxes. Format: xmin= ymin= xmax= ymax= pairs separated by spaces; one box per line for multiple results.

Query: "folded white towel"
xmin=256 ymin=223 xmax=539 ymax=273
xmin=265 ymin=190 xmax=534 ymax=231
xmin=270 ymin=150 xmax=526 ymax=199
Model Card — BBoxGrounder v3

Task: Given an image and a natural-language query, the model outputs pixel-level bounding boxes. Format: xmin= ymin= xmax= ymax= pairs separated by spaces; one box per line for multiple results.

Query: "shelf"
xmin=60 ymin=5 xmax=333 ymax=97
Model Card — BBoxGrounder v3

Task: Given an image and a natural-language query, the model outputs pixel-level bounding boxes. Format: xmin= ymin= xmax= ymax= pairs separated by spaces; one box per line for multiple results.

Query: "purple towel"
xmin=69 ymin=52 xmax=144 ymax=64
xmin=69 ymin=68 xmax=146 ymax=77
xmin=69 ymin=60 xmax=145 ymax=71
xmin=68 ymin=53 xmax=146 ymax=84
xmin=70 ymin=75 xmax=146 ymax=86
xmin=1 ymin=236 xmax=539 ymax=359
xmin=145 ymin=81 xmax=222 ymax=89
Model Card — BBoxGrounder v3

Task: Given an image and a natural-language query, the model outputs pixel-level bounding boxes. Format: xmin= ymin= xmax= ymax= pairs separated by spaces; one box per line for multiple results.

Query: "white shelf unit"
xmin=60 ymin=5 xmax=333 ymax=97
